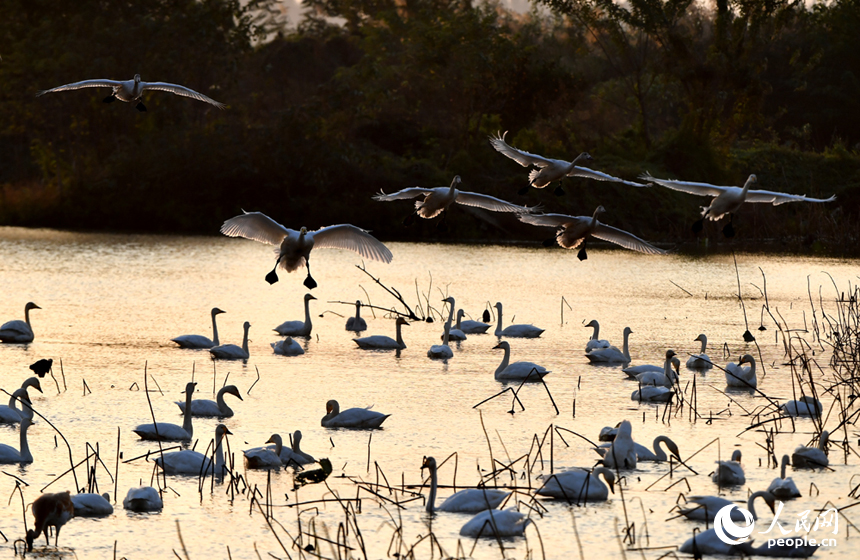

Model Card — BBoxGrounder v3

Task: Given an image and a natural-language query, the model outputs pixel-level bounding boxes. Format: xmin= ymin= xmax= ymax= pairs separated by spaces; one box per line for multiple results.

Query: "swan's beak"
xmin=492 ymin=344 xmax=503 ymax=350
xmin=326 ymin=403 xmax=333 ymax=413
xmin=231 ymin=387 xmax=244 ymax=401
xmin=265 ymin=436 xmax=275 ymax=444
xmin=607 ymin=480 xmax=615 ymax=494
xmin=224 ymin=427 xmax=233 ymax=435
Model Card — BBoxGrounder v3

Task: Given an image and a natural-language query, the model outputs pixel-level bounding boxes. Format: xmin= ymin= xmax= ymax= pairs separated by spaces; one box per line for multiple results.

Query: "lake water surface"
xmin=0 ymin=226 xmax=856 ymax=559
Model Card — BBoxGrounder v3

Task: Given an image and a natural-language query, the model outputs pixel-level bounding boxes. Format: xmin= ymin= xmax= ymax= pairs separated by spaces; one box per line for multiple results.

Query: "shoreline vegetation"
xmin=0 ymin=0 xmax=858 ymax=253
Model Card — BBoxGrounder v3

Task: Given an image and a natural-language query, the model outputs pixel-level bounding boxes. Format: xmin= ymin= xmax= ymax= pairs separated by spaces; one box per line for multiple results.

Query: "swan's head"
xmin=293 ymin=430 xmax=302 ymax=444
xmin=355 ymin=300 xmax=362 ymax=307
xmin=617 ymin=419 xmax=632 ymax=437
xmin=421 ymin=456 xmax=437 ymax=472
xmin=442 ymin=296 xmax=455 ymax=306
xmin=450 ymin=176 xmax=462 ymax=187
xmin=395 ymin=317 xmax=409 ymax=327
xmin=738 ymin=354 xmax=754 ymax=366
xmin=622 ymin=326 xmax=633 ymax=335
xmin=133 ymin=74 xmax=141 ymax=82
xmin=594 ymin=467 xmax=616 ymax=493
xmin=494 ymin=302 xmax=502 ymax=310
xmin=299 ymin=226 xmax=308 ymax=235
xmin=325 ymin=399 xmax=340 ymax=415
xmin=318 ymin=458 xmax=333 ymax=474
xmin=456 ymin=309 xmax=464 ymax=319
xmin=183 ymin=381 xmax=198 ymax=394
xmin=215 ymin=424 xmax=232 ymax=439
xmin=694 ymin=333 xmax=706 ymax=343
xmin=212 ymin=307 xmax=226 ymax=315
xmin=584 ymin=319 xmax=598 ymax=328
xmin=493 ymin=341 xmax=510 ymax=351
xmin=730 ymin=449 xmax=742 ymax=462
xmin=819 ymin=430 xmax=829 ymax=448
xmin=304 ymin=293 xmax=317 ymax=302
xmin=243 ymin=321 xmax=251 ymax=330
xmin=23 ymin=378 xmax=43 ymax=393
xmin=748 ymin=174 xmax=757 ymax=184
xmin=24 ymin=302 xmax=40 ymax=311
xmin=665 ymin=349 xmax=676 ymax=359
xmin=224 ymin=385 xmax=243 ymax=401
xmin=593 ymin=205 xmax=606 ymax=216
xmin=574 ymin=152 xmax=594 ymax=164
xmin=670 ymin=358 xmax=681 ymax=375
xmin=665 ymin=439 xmax=681 ymax=459
xmin=780 ymin=454 xmax=790 ymax=469
xmin=266 ymin=434 xmax=282 ymax=446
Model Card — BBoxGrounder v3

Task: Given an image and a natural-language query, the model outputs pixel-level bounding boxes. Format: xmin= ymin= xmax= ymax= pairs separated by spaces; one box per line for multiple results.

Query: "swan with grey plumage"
xmin=171 ymin=307 xmax=225 ymax=349
xmin=0 ymin=302 xmax=41 ymax=343
xmin=422 ymin=456 xmax=509 ymax=513
xmin=176 ymin=385 xmax=242 ymax=417
xmin=209 ymin=322 xmax=250 ymax=360
xmin=493 ymin=302 xmax=544 ymax=338
xmin=134 ymin=382 xmax=196 ymax=441
xmin=0 ymin=379 xmax=42 ymax=423
xmin=274 ymin=294 xmax=316 ymax=337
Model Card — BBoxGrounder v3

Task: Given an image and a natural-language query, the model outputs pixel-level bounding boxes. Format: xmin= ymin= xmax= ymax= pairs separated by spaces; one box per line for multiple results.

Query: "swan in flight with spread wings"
xmin=519 ymin=206 xmax=666 ymax=261
xmin=489 ymin=132 xmax=649 ymax=195
xmin=640 ymin=172 xmax=836 ymax=237
xmin=36 ymin=74 xmax=226 ymax=112
xmin=220 ymin=211 xmax=393 ymax=288
xmin=373 ymin=175 xmax=538 ymax=230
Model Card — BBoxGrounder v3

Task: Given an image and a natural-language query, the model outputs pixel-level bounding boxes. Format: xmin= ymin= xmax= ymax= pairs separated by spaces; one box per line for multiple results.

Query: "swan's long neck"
xmin=292 ymin=432 xmax=302 ymax=453
xmin=215 ymin=432 xmax=226 ymax=471
xmin=699 ymin=336 xmax=707 ymax=354
xmin=19 ymin=417 xmax=32 ymax=462
xmin=590 ymin=322 xmax=600 ymax=340
xmin=216 ymin=388 xmax=232 ymax=416
xmin=395 ymin=322 xmax=405 ymax=348
xmin=495 ymin=306 xmax=503 ymax=336
xmin=495 ymin=345 xmax=511 ymax=375
xmin=24 ymin=306 xmax=32 ymax=329
xmin=622 ymin=330 xmax=631 ymax=361
xmin=211 ymin=311 xmax=221 ymax=346
xmin=354 ymin=302 xmax=362 ymax=321
xmin=182 ymin=390 xmax=194 ymax=437
xmin=303 ymin=298 xmax=313 ymax=330
xmin=748 ymin=491 xmax=768 ymax=519
xmin=653 ymin=436 xmax=669 ymax=461
xmin=7 ymin=389 xmax=21 ymax=409
xmin=442 ymin=303 xmax=454 ymax=346
xmin=455 ymin=310 xmax=463 ymax=330
xmin=746 ymin=358 xmax=756 ymax=381
xmin=740 ymin=176 xmax=755 ymax=199
xmin=780 ymin=456 xmax=788 ymax=479
xmin=426 ymin=464 xmax=437 ymax=513
xmin=272 ymin=436 xmax=283 ymax=456
xmin=242 ymin=324 xmax=250 ymax=354
xmin=590 ymin=208 xmax=602 ymax=229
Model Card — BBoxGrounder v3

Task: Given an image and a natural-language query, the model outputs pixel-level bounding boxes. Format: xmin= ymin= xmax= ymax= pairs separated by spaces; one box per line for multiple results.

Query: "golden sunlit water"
xmin=0 ymin=226 xmax=856 ymax=559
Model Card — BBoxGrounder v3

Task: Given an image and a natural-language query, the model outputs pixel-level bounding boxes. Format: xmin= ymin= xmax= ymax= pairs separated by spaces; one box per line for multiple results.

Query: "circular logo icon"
xmin=714 ymin=504 xmax=755 ymax=545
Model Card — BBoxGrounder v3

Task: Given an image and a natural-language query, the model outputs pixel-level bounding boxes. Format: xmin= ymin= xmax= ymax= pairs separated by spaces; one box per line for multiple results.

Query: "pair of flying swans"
xmin=37 ymin=74 xmax=226 ymax=112
xmin=220 ymin=211 xmax=393 ymax=288
xmin=640 ymin=172 xmax=836 ymax=237
xmin=489 ymin=131 xmax=649 ymax=195
xmin=373 ymin=175 xmax=539 ymax=230
xmin=519 ymin=206 xmax=667 ymax=260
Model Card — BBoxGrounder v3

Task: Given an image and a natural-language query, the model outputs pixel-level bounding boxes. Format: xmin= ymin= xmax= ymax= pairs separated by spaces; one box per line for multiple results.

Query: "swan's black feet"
xmin=517 ymin=185 xmax=531 ymax=196
xmin=103 ymin=95 xmax=116 ymax=104
xmin=403 ymin=213 xmax=416 ymax=226
xmin=722 ymin=222 xmax=735 ymax=238
xmin=303 ymin=275 xmax=318 ymax=290
xmin=265 ymin=270 xmax=279 ymax=285
xmin=553 ymin=185 xmax=565 ymax=196
xmin=135 ymin=102 xmax=147 ymax=112
xmin=577 ymin=247 xmax=588 ymax=261
xmin=542 ymin=238 xmax=556 ymax=247
xmin=692 ymin=219 xmax=704 ymax=234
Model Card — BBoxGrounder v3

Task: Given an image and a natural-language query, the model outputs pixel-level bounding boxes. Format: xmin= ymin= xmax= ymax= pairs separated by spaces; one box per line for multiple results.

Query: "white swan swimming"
xmin=725 ymin=354 xmax=757 ymax=388
xmin=489 ymin=131 xmax=648 ymax=195
xmin=634 ymin=350 xmax=679 ymax=387
xmin=122 ymin=486 xmax=163 ymax=512
xmin=456 ymin=309 xmax=490 ymax=334
xmin=428 ymin=307 xmax=455 ymax=360
xmin=37 ymin=74 xmax=226 ymax=112
xmin=266 ymin=431 xmax=316 ymax=466
xmin=321 ymin=399 xmax=390 ymax=429
xmin=459 ymin=508 xmax=530 ymax=538
xmin=712 ymin=449 xmax=745 ymax=486
xmin=584 ymin=320 xmax=611 ymax=352
xmin=171 ymin=307 xmax=225 ymax=349
xmin=373 ymin=175 xmax=538 ymax=229
xmin=354 ymin=317 xmax=409 ymax=350
xmin=176 ymin=384 xmax=243 ymax=417
xmin=272 ymin=337 xmax=304 ymax=356
xmin=345 ymin=301 xmax=367 ymax=331
xmin=633 ymin=435 xmax=681 ymax=462
xmin=586 ymin=327 xmax=633 ymax=364
xmin=678 ymin=491 xmax=776 ymax=522
xmin=536 ymin=466 xmax=616 ymax=501
xmin=0 ymin=302 xmax=41 ymax=343
xmin=686 ymin=334 xmax=712 ymax=368
xmin=792 ymin=430 xmax=829 ymax=468
xmin=274 ymin=293 xmax=316 ymax=336
xmin=624 ymin=356 xmax=680 ymax=377
xmin=602 ymin=419 xmax=636 ymax=469
xmin=492 ymin=341 xmax=549 ymax=382
xmin=220 ymin=211 xmax=393 ymax=288
xmin=438 ymin=299 xmax=466 ymax=341
xmin=767 ymin=454 xmax=801 ymax=499
xmin=134 ymin=381 xmax=196 ymax=441
xmin=518 ymin=206 xmax=666 ymax=261
xmin=209 ymin=321 xmax=250 ymax=360
xmin=679 ymin=528 xmax=754 ymax=556
xmin=154 ymin=424 xmax=231 ymax=475
xmin=640 ymin=172 xmax=836 ymax=237
xmin=0 ymin=392 xmax=33 ymax=463
xmin=631 ymin=385 xmax=674 ymax=402
xmin=422 ymin=456 xmax=509 ymax=513
xmin=0 ymin=378 xmax=43 ymax=423
xmin=71 ymin=493 xmax=113 ymax=517
xmin=493 ymin=301 xmax=544 ymax=338
xmin=780 ymin=396 xmax=822 ymax=417
xmin=244 ymin=435 xmax=284 ymax=470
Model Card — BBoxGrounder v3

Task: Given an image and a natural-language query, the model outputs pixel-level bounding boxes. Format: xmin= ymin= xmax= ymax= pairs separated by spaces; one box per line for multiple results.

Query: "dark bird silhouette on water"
xmin=293 ymin=458 xmax=332 ymax=489
xmin=29 ymin=359 xmax=52 ymax=378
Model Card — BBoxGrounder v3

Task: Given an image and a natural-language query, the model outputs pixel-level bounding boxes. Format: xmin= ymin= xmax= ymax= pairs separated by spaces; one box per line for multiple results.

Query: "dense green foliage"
xmin=0 ymin=0 xmax=857 ymax=251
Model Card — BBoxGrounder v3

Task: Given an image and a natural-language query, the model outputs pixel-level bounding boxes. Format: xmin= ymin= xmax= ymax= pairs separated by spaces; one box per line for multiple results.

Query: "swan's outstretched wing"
xmin=220 ymin=212 xmax=291 ymax=246
xmin=372 ymin=188 xmax=433 ymax=202
xmin=639 ymin=172 xmax=727 ymax=197
xmin=141 ymin=81 xmax=226 ymax=108
xmin=518 ymin=213 xmax=581 ymax=228
xmin=591 ymin=224 xmax=667 ymax=255
xmin=455 ymin=191 xmax=539 ymax=213
xmin=36 ymin=79 xmax=123 ymax=96
xmin=744 ymin=189 xmax=837 ymax=206
xmin=312 ymin=225 xmax=393 ymax=263
xmin=489 ymin=132 xmax=554 ymax=168
xmin=571 ymin=167 xmax=649 ymax=187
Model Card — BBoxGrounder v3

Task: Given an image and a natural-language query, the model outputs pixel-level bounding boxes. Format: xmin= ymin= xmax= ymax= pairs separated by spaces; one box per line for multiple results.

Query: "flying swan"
xmin=519 ymin=206 xmax=666 ymax=261
xmin=489 ymin=131 xmax=649 ymax=195
xmin=639 ymin=172 xmax=836 ymax=237
xmin=36 ymin=74 xmax=226 ymax=112
xmin=220 ymin=211 xmax=393 ymax=288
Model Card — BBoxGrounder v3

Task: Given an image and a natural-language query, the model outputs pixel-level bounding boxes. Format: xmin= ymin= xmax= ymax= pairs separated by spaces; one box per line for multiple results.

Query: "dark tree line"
xmin=0 ymin=0 xmax=857 ymax=251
